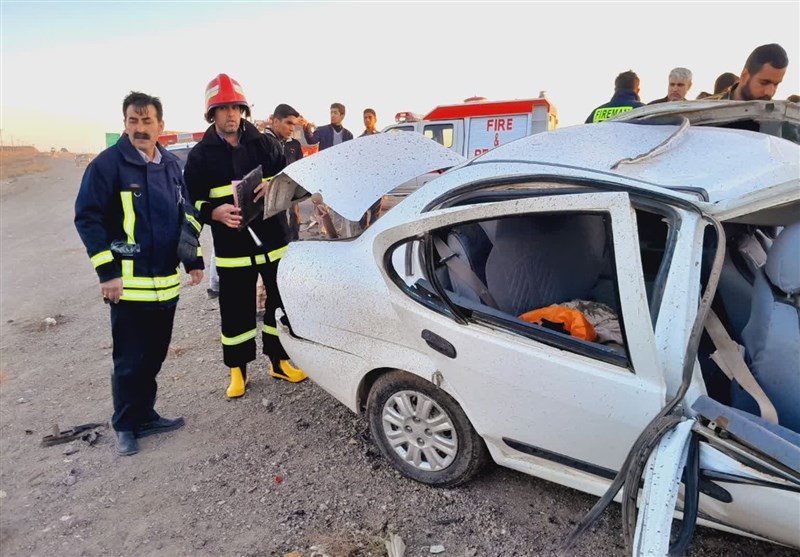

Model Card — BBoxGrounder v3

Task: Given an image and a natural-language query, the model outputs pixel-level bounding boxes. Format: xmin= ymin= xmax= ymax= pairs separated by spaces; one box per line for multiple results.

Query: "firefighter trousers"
xmin=110 ymin=302 xmax=176 ymax=432
xmin=217 ymin=260 xmax=288 ymax=369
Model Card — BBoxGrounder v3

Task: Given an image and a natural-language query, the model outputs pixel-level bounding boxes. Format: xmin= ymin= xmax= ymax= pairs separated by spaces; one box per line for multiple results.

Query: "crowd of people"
xmin=586 ymin=43 xmax=793 ymax=123
xmin=74 ymin=41 xmax=794 ymax=457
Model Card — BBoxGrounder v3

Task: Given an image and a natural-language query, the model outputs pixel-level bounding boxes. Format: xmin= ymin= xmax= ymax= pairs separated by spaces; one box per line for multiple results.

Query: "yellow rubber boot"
xmin=226 ymin=367 xmax=247 ymax=398
xmin=269 ymin=360 xmax=308 ymax=383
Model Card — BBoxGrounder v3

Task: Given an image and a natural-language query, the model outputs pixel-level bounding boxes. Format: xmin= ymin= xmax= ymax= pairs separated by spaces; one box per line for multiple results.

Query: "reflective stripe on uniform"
xmin=221 ymin=328 xmax=258 ymax=346
xmin=262 ymin=324 xmax=278 ymax=336
xmin=186 ymin=214 xmax=201 ymax=232
xmin=122 ymin=272 xmax=181 ymax=289
xmin=91 ymin=250 xmax=113 ymax=268
xmin=216 ymin=256 xmax=251 ymax=268
xmin=216 ymin=254 xmax=267 ymax=268
xmin=117 ymin=190 xmax=184 ymax=303
xmin=592 ymin=105 xmax=635 ymax=123
xmin=209 ymin=184 xmax=234 ymax=199
xmin=195 ymin=200 xmax=209 ymax=211
xmin=120 ymin=191 xmax=136 ymax=243
xmin=268 ymin=245 xmax=288 ymax=262
xmin=122 ymin=259 xmax=133 ymax=278
xmin=197 ymin=246 xmax=203 ymax=257
xmin=120 ymin=285 xmax=180 ymax=303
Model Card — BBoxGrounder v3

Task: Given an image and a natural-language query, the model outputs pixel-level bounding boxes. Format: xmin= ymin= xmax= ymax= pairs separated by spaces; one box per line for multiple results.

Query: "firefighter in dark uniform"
xmin=184 ymin=74 xmax=307 ymax=399
xmin=74 ymin=91 xmax=204 ymax=456
xmin=585 ymin=70 xmax=644 ymax=123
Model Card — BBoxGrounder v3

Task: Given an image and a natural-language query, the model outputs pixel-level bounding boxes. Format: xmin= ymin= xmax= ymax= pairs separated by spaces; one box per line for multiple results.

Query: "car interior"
xmin=697 ymin=219 xmax=800 ymax=437
xmin=405 ymin=202 xmax=675 ymax=371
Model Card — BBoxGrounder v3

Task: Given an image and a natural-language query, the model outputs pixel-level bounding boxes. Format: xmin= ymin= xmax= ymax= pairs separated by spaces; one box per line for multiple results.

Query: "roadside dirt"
xmin=0 ymin=158 xmax=796 ymax=557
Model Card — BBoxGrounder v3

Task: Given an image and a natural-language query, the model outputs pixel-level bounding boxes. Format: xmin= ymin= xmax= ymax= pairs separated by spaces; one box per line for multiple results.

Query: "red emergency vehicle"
xmin=383 ymin=95 xmax=558 ymax=158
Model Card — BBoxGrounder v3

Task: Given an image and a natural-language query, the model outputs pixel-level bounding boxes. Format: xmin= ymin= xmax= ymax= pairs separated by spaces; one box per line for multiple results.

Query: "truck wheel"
xmin=366 ymin=370 xmax=488 ymax=487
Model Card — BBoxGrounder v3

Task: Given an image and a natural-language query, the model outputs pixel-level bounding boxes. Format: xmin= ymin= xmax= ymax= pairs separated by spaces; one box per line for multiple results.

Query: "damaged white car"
xmin=271 ymin=101 xmax=800 ymax=555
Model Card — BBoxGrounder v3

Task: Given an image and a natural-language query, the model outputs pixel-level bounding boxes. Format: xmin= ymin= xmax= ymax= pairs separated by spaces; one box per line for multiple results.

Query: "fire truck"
xmin=381 ymin=95 xmax=557 ymax=198
xmin=383 ymin=95 xmax=558 ymax=158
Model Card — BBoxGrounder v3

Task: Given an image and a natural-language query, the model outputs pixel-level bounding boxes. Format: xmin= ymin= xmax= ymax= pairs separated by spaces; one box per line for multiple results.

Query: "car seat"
xmin=483 ymin=214 xmax=607 ymax=317
xmin=442 ymin=223 xmax=494 ymax=303
xmin=734 ymin=222 xmax=800 ymax=433
xmin=716 ymin=226 xmax=773 ymax=342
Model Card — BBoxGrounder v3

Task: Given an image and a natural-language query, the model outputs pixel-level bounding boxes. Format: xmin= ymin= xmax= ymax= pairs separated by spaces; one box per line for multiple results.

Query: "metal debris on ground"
xmin=40 ymin=422 xmax=107 ymax=447
xmin=385 ymin=533 xmax=406 ymax=557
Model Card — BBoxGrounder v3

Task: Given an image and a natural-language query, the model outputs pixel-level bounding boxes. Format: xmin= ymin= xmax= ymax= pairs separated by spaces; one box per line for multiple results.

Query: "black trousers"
xmin=218 ymin=260 xmax=288 ymax=368
xmin=110 ymin=302 xmax=176 ymax=432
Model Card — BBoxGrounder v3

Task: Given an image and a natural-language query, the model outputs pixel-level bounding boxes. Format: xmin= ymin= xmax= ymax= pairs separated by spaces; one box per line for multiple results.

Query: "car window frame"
xmin=380 ymin=190 xmax=669 ymax=378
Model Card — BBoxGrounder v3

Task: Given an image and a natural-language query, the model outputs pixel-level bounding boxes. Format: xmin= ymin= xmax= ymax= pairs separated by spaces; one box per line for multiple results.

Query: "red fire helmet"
xmin=204 ymin=73 xmax=249 ymax=121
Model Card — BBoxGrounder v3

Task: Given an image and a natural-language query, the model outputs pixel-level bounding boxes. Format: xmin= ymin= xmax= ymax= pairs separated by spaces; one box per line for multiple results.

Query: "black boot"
xmin=116 ymin=431 xmax=139 ymax=456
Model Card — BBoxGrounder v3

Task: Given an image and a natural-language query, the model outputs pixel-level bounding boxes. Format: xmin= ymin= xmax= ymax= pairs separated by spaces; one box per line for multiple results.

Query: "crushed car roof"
xmin=614 ymin=99 xmax=799 ymax=132
xmin=270 ymin=131 xmax=465 ymax=221
xmin=474 ymin=119 xmax=799 ymax=209
xmin=272 ymin=111 xmax=798 ymax=222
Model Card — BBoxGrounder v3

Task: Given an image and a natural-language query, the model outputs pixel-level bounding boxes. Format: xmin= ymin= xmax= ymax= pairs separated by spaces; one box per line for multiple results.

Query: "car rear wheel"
xmin=366 ymin=370 xmax=488 ymax=487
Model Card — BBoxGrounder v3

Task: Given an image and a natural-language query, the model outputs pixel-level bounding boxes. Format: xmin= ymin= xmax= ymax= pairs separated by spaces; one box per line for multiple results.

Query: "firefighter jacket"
xmin=585 ymin=90 xmax=645 ymax=123
xmin=74 ymin=134 xmax=204 ymax=305
xmin=184 ymin=121 xmax=290 ymax=263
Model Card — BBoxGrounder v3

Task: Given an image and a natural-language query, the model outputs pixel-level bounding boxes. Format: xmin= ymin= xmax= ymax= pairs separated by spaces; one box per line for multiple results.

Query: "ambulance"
xmin=384 ymin=95 xmax=558 ymax=155
xmin=382 ymin=95 xmax=558 ymax=196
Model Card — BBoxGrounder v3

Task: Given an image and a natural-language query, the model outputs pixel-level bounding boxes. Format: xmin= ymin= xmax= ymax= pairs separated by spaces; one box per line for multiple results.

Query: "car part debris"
xmin=41 ymin=422 xmax=107 ymax=447
xmin=385 ymin=533 xmax=406 ymax=557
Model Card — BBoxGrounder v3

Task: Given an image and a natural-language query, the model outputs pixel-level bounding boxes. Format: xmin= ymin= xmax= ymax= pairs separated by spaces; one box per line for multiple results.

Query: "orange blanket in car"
xmin=519 ymin=305 xmax=597 ymax=342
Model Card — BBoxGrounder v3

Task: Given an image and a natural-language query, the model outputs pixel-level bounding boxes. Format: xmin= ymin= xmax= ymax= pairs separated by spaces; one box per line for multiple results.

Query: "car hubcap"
xmin=381 ymin=390 xmax=458 ymax=471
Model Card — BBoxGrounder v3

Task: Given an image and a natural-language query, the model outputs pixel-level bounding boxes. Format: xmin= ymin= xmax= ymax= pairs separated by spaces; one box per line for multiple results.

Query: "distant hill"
xmin=1 ymin=146 xmax=49 ymax=180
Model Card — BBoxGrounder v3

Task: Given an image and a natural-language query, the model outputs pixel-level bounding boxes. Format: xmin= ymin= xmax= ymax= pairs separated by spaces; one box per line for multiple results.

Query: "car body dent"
xmin=276 ymin=239 xmax=438 ymax=412
xmin=268 ymin=131 xmax=465 ymax=222
xmin=278 ymin=119 xmax=797 ymax=231
xmin=615 ymin=99 xmax=800 ymax=128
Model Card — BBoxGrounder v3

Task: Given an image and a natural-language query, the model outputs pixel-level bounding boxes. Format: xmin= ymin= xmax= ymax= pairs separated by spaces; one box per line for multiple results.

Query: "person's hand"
xmin=253 ymin=181 xmax=268 ymax=203
xmin=211 ymin=204 xmax=242 ymax=229
xmin=101 ymin=277 xmax=123 ymax=304
xmin=186 ymin=269 xmax=203 ymax=286
xmin=309 ymin=192 xmax=323 ymax=204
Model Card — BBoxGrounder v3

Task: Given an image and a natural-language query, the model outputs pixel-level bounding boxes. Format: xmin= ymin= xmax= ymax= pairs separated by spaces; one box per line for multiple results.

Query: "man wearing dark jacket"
xmin=184 ymin=74 xmax=307 ymax=399
xmin=586 ymin=70 xmax=645 ymax=123
xmin=264 ymin=103 xmax=304 ymax=240
xmin=75 ymin=91 xmax=204 ymax=456
xmin=302 ymin=102 xmax=353 ymax=150
xmin=648 ymin=67 xmax=692 ymax=105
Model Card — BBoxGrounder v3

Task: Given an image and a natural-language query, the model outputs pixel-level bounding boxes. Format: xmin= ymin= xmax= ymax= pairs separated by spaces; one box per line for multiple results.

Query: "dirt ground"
xmin=0 ymin=157 xmax=797 ymax=557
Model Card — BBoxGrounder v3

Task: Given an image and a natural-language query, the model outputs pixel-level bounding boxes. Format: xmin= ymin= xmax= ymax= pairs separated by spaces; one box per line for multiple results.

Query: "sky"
xmin=1 ymin=1 xmax=798 ymax=153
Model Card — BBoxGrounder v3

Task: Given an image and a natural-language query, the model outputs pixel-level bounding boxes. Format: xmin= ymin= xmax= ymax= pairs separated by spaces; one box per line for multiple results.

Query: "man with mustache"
xmin=74 ymin=91 xmax=204 ymax=456
xmin=712 ymin=44 xmax=788 ymax=101
xmin=184 ymin=74 xmax=307 ymax=399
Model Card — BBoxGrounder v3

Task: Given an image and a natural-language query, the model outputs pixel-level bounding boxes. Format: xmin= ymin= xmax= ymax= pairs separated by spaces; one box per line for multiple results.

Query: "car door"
xmin=373 ymin=191 xmax=667 ymax=472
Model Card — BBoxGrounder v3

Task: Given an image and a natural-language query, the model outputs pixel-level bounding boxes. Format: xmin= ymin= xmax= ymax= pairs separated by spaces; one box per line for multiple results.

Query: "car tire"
xmin=366 ymin=370 xmax=489 ymax=487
